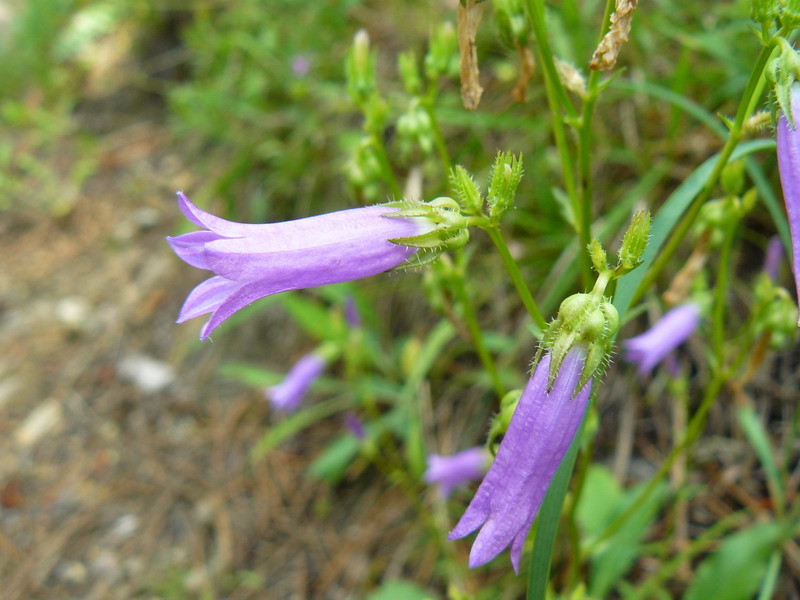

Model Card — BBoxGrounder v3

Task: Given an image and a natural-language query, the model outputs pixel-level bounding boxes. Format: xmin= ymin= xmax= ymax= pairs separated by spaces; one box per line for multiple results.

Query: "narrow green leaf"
xmin=250 ymin=396 xmax=353 ymax=462
xmin=281 ymin=293 xmax=345 ymax=342
xmin=614 ymin=139 xmax=776 ymax=320
xmin=737 ymin=407 xmax=785 ymax=516
xmin=526 ymin=410 xmax=587 ymax=600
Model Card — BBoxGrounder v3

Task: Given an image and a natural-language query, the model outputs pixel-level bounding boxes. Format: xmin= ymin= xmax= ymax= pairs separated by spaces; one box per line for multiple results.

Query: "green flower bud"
xmin=425 ymin=22 xmax=458 ymax=80
xmin=346 ymin=29 xmax=377 ymax=106
xmin=782 ymin=0 xmax=800 ymax=28
xmin=616 ymin=210 xmax=651 ymax=275
xmin=487 ymin=151 xmax=524 ymax=220
xmin=398 ymin=51 xmax=422 ymax=95
xmin=721 ymin=160 xmax=746 ymax=196
xmin=450 ymin=165 xmax=485 ymax=215
xmin=589 ymin=238 xmax=608 ymax=273
xmin=751 ymin=0 xmax=778 ymax=24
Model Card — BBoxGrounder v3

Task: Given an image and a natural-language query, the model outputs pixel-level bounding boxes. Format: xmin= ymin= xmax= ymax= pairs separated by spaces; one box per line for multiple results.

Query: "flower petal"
xmin=177 ymin=276 xmax=243 ymax=323
xmin=777 ymin=85 xmax=800 ymax=314
xmin=167 ymin=231 xmax=223 ymax=270
xmin=450 ymin=347 xmax=591 ymax=573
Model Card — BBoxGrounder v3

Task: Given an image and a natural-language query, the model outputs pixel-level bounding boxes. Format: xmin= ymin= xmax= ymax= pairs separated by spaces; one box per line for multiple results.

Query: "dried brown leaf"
xmin=457 ymin=0 xmax=484 ymax=111
xmin=590 ymin=0 xmax=638 ymax=71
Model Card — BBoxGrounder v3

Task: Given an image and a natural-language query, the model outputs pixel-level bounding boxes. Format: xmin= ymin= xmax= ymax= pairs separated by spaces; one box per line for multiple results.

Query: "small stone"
xmin=118 ymin=354 xmax=175 ymax=394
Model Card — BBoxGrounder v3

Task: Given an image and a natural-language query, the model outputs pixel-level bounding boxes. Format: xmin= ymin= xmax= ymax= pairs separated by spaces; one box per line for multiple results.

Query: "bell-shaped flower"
xmin=623 ymin=303 xmax=700 ymax=376
xmin=425 ymin=447 xmax=489 ymax=498
xmin=448 ymin=347 xmax=592 ymax=573
xmin=776 ymin=83 xmax=800 ymax=319
xmin=264 ymin=353 xmax=325 ymax=413
xmin=167 ymin=193 xmax=435 ymax=339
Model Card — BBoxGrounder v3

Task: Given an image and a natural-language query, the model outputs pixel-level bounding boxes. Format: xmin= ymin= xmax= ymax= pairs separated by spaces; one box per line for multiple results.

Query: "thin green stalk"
xmin=522 ymin=0 xmax=578 ymax=119
xmin=711 ymin=215 xmax=738 ymax=364
xmin=523 ymin=0 xmax=586 ymax=284
xmin=484 ymin=224 xmax=548 ymax=332
xmin=370 ymin=133 xmax=403 ymax=199
xmin=527 ymin=36 xmax=587 ymax=285
xmin=631 ymin=35 xmax=779 ymax=304
xmin=575 ymin=0 xmax=616 ymax=287
xmin=451 ymin=258 xmax=506 ymax=398
xmin=422 ymin=94 xmax=452 ymax=179
xmin=565 ymin=406 xmax=597 ymax=588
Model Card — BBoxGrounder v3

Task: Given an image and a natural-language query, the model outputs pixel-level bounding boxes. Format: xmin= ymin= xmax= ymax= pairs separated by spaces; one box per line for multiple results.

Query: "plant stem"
xmin=575 ymin=0 xmax=616 ymax=288
xmin=631 ymin=35 xmax=779 ymax=304
xmin=484 ymin=224 xmax=548 ymax=332
xmin=371 ymin=133 xmax=403 ymax=199
xmin=711 ymin=213 xmax=738 ymax=364
xmin=522 ymin=0 xmax=578 ymax=120
xmin=451 ymin=253 xmax=506 ymax=398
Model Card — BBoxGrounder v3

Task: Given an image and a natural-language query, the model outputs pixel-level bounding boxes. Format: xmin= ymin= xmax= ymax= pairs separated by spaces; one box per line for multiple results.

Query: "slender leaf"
xmin=614 ymin=138 xmax=776 ymax=320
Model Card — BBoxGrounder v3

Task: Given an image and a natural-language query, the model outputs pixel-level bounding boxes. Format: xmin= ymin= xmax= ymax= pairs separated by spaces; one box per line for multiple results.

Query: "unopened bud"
xmin=589 ymin=238 xmax=608 ymax=272
xmin=782 ymin=0 xmax=800 ymax=28
xmin=398 ymin=51 xmax=422 ymax=95
xmin=488 ymin=151 xmax=524 ymax=219
xmin=721 ymin=160 xmax=746 ymax=196
xmin=751 ymin=0 xmax=778 ymax=23
xmin=346 ymin=30 xmax=377 ymax=105
xmin=617 ymin=210 xmax=651 ymax=275
xmin=450 ymin=165 xmax=485 ymax=214
xmin=425 ymin=22 xmax=458 ymax=80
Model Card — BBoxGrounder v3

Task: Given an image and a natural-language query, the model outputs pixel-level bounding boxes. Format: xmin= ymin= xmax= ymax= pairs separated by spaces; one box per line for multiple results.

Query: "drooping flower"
xmin=776 ymin=83 xmax=800 ymax=317
xmin=623 ymin=303 xmax=700 ymax=376
xmin=167 ymin=193 xmax=434 ymax=339
xmin=265 ymin=353 xmax=325 ymax=412
xmin=425 ymin=447 xmax=489 ymax=498
xmin=448 ymin=347 xmax=592 ymax=573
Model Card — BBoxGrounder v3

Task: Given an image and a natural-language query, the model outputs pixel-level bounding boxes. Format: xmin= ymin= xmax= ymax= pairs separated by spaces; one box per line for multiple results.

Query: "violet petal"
xmin=449 ymin=347 xmax=591 ymax=573
xmin=265 ymin=353 xmax=325 ymax=412
xmin=623 ymin=304 xmax=700 ymax=376
xmin=776 ymin=86 xmax=800 ymax=313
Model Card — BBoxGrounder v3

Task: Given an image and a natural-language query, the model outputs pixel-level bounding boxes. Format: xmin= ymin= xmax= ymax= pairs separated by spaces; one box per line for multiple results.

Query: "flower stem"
xmin=630 ymin=35 xmax=779 ymax=304
xmin=422 ymin=89 xmax=452 ymax=179
xmin=484 ymin=224 xmax=548 ymax=332
xmin=451 ymin=253 xmax=506 ymax=398
xmin=522 ymin=0 xmax=578 ymax=120
xmin=575 ymin=0 xmax=616 ymax=289
xmin=523 ymin=0 xmax=589 ymax=286
xmin=711 ymin=214 xmax=738 ymax=365
xmin=371 ymin=133 xmax=403 ymax=199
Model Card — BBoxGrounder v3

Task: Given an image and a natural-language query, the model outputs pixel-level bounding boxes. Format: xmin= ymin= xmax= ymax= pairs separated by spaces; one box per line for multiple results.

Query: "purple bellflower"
xmin=265 ymin=353 xmax=325 ymax=412
xmin=425 ymin=447 xmax=489 ymax=498
xmin=623 ymin=303 xmax=700 ymax=376
xmin=448 ymin=347 xmax=592 ymax=573
xmin=777 ymin=84 xmax=800 ymax=318
xmin=167 ymin=193 xmax=433 ymax=339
